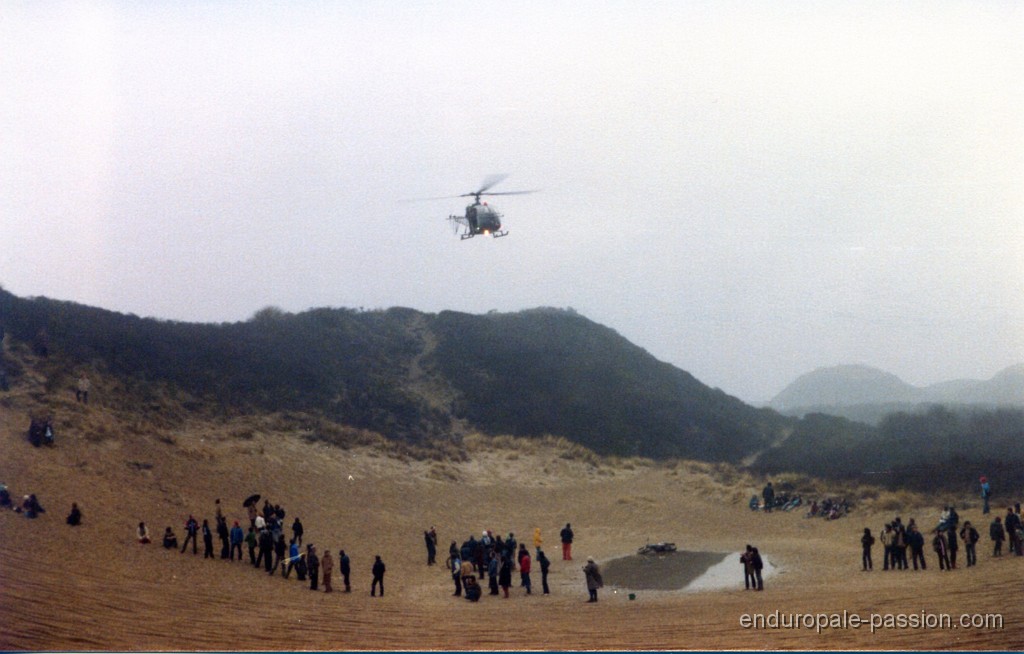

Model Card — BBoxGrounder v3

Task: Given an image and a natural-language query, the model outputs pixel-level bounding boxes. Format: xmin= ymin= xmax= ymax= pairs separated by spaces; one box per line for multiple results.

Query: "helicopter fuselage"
xmin=459 ymin=202 xmax=507 ymax=239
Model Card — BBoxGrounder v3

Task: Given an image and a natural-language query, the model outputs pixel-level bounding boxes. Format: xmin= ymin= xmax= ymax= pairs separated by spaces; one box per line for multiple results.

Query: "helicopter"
xmin=436 ymin=175 xmax=537 ymax=240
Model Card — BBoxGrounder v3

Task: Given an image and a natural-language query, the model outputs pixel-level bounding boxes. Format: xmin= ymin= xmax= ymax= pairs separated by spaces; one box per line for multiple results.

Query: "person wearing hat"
xmin=583 ymin=556 xmax=603 ymax=602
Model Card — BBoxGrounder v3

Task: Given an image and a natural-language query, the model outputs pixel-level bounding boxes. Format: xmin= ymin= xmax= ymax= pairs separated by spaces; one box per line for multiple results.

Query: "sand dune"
xmin=1 ymin=375 xmax=1022 ymax=650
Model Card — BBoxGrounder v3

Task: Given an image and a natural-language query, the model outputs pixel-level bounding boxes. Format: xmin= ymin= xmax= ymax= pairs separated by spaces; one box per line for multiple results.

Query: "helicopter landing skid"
xmin=460 ymin=230 xmax=509 ymax=240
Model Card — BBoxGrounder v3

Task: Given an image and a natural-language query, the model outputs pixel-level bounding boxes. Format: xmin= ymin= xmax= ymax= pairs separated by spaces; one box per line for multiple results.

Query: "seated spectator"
xmin=0 ymin=483 xmax=12 ymax=508
xmin=66 ymin=502 xmax=82 ymax=526
xmin=22 ymin=494 xmax=44 ymax=519
xmin=138 ymin=522 xmax=151 ymax=544
xmin=163 ymin=527 xmax=179 ymax=549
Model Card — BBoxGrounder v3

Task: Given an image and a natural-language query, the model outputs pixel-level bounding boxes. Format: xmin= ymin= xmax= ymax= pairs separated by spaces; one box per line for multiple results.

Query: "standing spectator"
xmin=424 ymin=529 xmax=437 ymax=566
xmin=932 ymin=530 xmax=951 ymax=570
xmin=980 ymin=476 xmax=991 ymax=515
xmin=284 ymin=539 xmax=300 ymax=578
xmin=880 ymin=524 xmax=894 ymax=571
xmin=371 ymin=555 xmax=385 ymax=597
xmin=740 ymin=546 xmax=755 ymax=589
xmin=181 ymin=515 xmax=199 ymax=554
xmin=339 ymin=550 xmax=351 ymax=592
xmin=533 ymin=527 xmax=543 ymax=556
xmin=137 ymin=522 xmax=151 ymax=544
xmin=583 ymin=557 xmax=603 ymax=602
xmin=560 ymin=523 xmax=574 ymax=561
xmin=498 ymin=555 xmax=512 ymax=599
xmin=860 ymin=528 xmax=874 ymax=571
xmin=907 ymin=524 xmax=926 ymax=570
xmin=892 ymin=519 xmax=908 ymax=570
xmin=960 ymin=521 xmax=980 ymax=567
xmin=245 ymin=526 xmax=257 ymax=565
xmin=1004 ymin=507 xmax=1021 ymax=556
xmin=217 ymin=516 xmax=230 ymax=559
xmin=258 ymin=526 xmax=274 ymax=572
xmin=229 ymin=521 xmax=244 ymax=561
xmin=518 ymin=544 xmax=532 ymax=595
xmin=307 ymin=545 xmax=320 ymax=591
xmin=946 ymin=525 xmax=959 ymax=569
xmin=990 ymin=516 xmax=1005 ymax=556
xmin=292 ymin=517 xmax=304 ymax=546
xmin=751 ymin=547 xmax=765 ymax=590
xmin=488 ymin=551 xmax=500 ymax=595
xmin=450 ymin=553 xmax=463 ymax=596
xmin=322 ymin=549 xmax=334 ymax=593
xmin=202 ymin=519 xmax=214 ymax=559
xmin=537 ymin=547 xmax=551 ymax=595
xmin=271 ymin=531 xmax=286 ymax=575
xmin=76 ymin=374 xmax=90 ymax=404
xmin=762 ymin=482 xmax=775 ymax=513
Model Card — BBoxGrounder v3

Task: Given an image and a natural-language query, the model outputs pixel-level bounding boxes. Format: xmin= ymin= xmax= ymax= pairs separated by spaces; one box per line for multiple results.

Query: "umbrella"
xmin=243 ymin=494 xmax=261 ymax=508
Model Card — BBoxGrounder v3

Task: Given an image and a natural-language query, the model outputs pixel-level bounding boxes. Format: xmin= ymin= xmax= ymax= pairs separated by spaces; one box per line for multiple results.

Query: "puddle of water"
xmin=602 ymin=550 xmax=730 ymax=591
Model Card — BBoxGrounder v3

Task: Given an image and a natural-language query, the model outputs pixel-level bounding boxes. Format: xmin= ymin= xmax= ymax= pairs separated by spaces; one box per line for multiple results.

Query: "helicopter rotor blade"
xmin=475 ymin=173 xmax=509 ymax=195
xmin=477 ymin=189 xmax=538 ymax=197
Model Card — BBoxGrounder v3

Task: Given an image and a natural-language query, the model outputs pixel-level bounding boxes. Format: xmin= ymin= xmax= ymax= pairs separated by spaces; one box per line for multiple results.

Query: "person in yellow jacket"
xmin=533 ymin=527 xmax=543 ymax=556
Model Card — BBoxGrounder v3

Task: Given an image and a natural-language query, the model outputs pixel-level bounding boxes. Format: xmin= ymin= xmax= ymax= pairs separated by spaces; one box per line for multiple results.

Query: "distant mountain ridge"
xmin=770 ymin=363 xmax=1024 ymax=419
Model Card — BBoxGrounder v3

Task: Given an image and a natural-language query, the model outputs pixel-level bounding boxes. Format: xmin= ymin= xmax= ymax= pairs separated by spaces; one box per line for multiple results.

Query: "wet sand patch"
xmin=602 ymin=550 xmax=730 ymax=591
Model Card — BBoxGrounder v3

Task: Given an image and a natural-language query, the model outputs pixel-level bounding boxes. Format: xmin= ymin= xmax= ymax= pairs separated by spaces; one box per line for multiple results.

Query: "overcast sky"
xmin=2 ymin=1 xmax=1022 ymax=403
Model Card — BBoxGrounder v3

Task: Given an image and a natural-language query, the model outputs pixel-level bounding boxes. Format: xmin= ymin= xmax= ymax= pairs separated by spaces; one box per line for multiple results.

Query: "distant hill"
xmin=0 ymin=290 xmax=787 ymax=462
xmin=5 ymin=289 xmax=1023 ymax=492
xmin=770 ymin=364 xmax=1024 ymax=423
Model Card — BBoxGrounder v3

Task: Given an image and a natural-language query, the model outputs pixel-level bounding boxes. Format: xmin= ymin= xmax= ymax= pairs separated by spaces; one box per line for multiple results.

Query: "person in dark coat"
xmin=202 ymin=519 xmax=214 ymax=559
xmin=217 ymin=516 xmax=230 ymax=559
xmin=181 ymin=515 xmax=199 ymax=554
xmin=560 ymin=523 xmax=574 ymax=561
xmin=257 ymin=527 xmax=274 ymax=571
xmin=762 ymin=482 xmax=775 ymax=513
xmin=245 ymin=526 xmax=257 ymax=565
xmin=307 ymin=545 xmax=320 ymax=590
xmin=751 ymin=548 xmax=764 ymax=590
xmin=946 ymin=525 xmax=959 ymax=569
xmin=860 ymin=528 xmax=874 ymax=571
xmin=66 ymin=503 xmax=82 ymax=526
xmin=424 ymin=529 xmax=437 ymax=566
xmin=907 ymin=524 xmax=926 ymax=570
xmin=498 ymin=554 xmax=513 ymax=598
xmin=583 ymin=557 xmax=603 ymax=601
xmin=488 ymin=551 xmax=500 ymax=595
xmin=271 ymin=531 xmax=287 ymax=575
xmin=740 ymin=546 xmax=755 ymax=589
xmin=292 ymin=517 xmax=304 ymax=546
xmin=163 ymin=526 xmax=178 ymax=549
xmin=932 ymin=530 xmax=950 ymax=570
xmin=990 ymin=517 xmax=1006 ymax=556
xmin=1003 ymin=508 xmax=1021 ymax=555
xmin=960 ymin=521 xmax=980 ymax=567
xmin=537 ymin=547 xmax=551 ymax=594
xmin=371 ymin=555 xmax=385 ymax=597
xmin=339 ymin=550 xmax=351 ymax=592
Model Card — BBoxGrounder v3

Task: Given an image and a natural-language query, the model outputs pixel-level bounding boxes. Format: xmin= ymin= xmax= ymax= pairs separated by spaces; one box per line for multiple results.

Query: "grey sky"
xmin=2 ymin=1 xmax=1022 ymax=403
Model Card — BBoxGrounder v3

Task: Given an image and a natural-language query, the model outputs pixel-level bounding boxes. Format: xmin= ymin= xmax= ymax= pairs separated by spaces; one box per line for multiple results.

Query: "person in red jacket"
xmin=518 ymin=543 xmax=532 ymax=595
